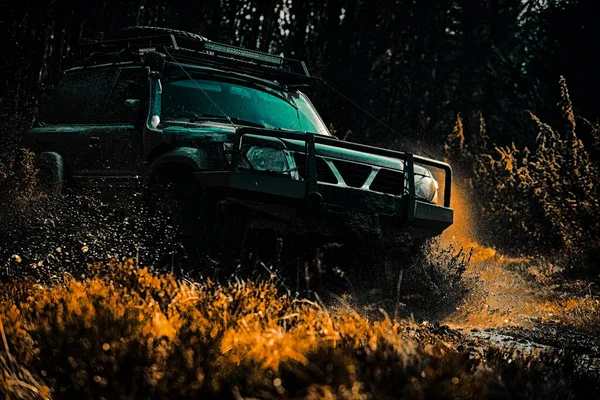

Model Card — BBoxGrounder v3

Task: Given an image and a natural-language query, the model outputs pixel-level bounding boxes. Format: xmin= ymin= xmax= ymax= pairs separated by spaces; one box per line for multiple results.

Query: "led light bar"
xmin=204 ymin=42 xmax=283 ymax=66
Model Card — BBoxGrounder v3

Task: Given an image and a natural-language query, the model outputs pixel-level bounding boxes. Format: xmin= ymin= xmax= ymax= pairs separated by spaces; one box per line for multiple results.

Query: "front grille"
xmin=292 ymin=152 xmax=406 ymax=196
xmin=293 ymin=153 xmax=337 ymax=184
xmin=369 ymin=169 xmax=405 ymax=195
xmin=332 ymin=160 xmax=372 ymax=188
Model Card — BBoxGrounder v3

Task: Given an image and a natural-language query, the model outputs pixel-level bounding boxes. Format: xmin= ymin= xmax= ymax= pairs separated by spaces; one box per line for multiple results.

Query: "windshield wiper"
xmin=186 ymin=114 xmax=267 ymax=128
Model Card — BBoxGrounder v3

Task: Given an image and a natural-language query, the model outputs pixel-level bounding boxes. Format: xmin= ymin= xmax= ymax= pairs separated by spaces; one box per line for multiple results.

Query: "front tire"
xmin=142 ymin=168 xmax=217 ymax=276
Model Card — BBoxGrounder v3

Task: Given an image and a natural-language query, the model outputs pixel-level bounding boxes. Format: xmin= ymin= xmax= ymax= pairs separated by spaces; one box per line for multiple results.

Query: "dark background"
xmin=1 ymin=0 xmax=598 ymax=159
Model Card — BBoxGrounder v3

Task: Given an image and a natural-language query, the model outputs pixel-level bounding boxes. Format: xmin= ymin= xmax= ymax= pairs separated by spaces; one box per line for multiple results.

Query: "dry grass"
xmin=0 ymin=261 xmax=596 ymax=399
xmin=445 ymin=77 xmax=600 ymax=274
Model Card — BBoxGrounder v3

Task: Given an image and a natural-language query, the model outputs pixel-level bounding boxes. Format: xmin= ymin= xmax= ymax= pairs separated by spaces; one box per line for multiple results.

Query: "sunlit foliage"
xmin=446 ymin=77 xmax=600 ymax=274
xmin=0 ymin=261 xmax=596 ymax=399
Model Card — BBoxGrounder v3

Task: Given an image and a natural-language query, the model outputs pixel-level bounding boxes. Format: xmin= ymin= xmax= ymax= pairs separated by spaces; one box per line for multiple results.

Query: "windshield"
xmin=160 ymin=71 xmax=330 ymax=136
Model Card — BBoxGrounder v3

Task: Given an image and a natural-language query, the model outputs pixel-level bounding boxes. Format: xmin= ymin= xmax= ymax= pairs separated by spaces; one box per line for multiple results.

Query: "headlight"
xmin=224 ymin=141 xmax=298 ymax=178
xmin=235 ymin=144 xmax=295 ymax=176
xmin=414 ymin=171 xmax=439 ymax=203
xmin=244 ymin=146 xmax=290 ymax=173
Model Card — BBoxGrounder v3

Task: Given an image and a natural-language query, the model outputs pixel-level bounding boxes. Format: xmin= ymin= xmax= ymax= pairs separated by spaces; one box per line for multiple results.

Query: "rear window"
xmin=38 ymin=69 xmax=115 ymax=124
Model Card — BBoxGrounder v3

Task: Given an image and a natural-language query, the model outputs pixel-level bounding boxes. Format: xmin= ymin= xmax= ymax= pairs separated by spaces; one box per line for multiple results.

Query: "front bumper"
xmin=197 ymin=127 xmax=453 ymax=240
xmin=195 ymin=170 xmax=454 ymax=239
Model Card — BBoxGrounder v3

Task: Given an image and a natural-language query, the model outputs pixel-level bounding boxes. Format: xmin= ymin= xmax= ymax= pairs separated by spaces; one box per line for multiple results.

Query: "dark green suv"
xmin=24 ymin=27 xmax=453 ymax=278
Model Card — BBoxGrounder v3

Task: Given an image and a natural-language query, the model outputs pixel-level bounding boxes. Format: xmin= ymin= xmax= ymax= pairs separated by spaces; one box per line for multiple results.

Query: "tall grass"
xmin=445 ymin=77 xmax=600 ymax=275
xmin=0 ymin=261 xmax=596 ymax=399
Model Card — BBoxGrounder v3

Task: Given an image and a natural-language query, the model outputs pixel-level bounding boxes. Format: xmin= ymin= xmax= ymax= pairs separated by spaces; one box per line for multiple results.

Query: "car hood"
xmin=162 ymin=121 xmax=237 ymax=141
xmin=162 ymin=121 xmax=430 ymax=176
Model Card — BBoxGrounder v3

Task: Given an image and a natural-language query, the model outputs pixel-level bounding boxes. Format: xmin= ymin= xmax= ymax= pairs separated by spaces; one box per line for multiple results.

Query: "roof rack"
xmin=80 ymin=33 xmax=311 ymax=84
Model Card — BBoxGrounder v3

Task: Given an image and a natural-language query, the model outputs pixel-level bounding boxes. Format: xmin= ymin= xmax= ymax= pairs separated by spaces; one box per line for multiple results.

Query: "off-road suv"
xmin=24 ymin=27 xmax=453 ymax=286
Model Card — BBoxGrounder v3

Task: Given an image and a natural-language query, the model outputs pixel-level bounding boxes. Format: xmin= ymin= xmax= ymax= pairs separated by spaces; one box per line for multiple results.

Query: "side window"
xmin=38 ymin=69 xmax=115 ymax=124
xmin=103 ymin=68 xmax=150 ymax=124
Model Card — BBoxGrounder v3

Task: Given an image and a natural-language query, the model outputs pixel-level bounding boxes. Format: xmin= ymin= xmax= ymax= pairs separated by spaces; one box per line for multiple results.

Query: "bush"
xmin=446 ymin=77 xmax=600 ymax=275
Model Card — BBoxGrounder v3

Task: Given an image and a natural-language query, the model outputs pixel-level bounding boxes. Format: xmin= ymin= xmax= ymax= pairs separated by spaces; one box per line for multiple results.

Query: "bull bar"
xmin=196 ymin=127 xmax=453 ymax=234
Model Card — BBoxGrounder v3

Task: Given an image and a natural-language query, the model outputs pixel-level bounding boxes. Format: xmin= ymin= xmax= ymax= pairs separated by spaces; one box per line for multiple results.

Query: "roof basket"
xmin=80 ymin=30 xmax=311 ymax=84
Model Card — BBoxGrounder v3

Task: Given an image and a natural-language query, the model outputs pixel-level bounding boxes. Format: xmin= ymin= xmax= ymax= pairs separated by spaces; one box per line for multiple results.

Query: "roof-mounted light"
xmin=204 ymin=42 xmax=283 ymax=66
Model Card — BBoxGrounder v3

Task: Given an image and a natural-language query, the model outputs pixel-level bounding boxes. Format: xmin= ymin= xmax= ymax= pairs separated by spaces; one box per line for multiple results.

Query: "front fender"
xmin=145 ymin=147 xmax=217 ymax=185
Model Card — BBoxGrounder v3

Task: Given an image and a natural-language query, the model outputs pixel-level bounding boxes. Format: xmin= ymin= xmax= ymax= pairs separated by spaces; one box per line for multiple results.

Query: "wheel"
xmin=377 ymin=235 xmax=429 ymax=316
xmin=142 ymin=167 xmax=217 ymax=276
xmin=331 ymin=232 xmax=428 ymax=314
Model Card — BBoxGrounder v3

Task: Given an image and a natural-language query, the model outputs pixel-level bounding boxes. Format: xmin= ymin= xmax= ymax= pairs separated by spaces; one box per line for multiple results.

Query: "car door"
xmin=79 ymin=67 xmax=150 ymax=190
xmin=32 ymin=68 xmax=116 ymax=183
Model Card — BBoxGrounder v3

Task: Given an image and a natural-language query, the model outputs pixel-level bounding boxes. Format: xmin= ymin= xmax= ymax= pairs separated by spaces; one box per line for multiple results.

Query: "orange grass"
xmin=0 ymin=261 xmax=595 ymax=399
xmin=444 ymin=77 xmax=600 ymax=273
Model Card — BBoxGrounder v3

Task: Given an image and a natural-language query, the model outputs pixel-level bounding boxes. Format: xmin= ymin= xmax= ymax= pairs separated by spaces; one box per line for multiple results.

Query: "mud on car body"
xmin=23 ymin=27 xmax=453 ymax=280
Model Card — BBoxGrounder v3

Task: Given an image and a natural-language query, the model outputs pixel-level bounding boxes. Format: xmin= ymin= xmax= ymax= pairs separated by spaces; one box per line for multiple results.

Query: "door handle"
xmin=89 ymin=136 xmax=100 ymax=146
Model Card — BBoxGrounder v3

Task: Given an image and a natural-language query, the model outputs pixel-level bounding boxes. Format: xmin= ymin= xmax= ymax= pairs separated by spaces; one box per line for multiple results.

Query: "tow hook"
xmin=306 ymin=191 xmax=324 ymax=210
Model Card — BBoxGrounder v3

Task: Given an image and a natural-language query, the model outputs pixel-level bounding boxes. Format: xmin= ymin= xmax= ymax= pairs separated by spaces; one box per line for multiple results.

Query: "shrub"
xmin=446 ymin=77 xmax=600 ymax=275
xmin=400 ymin=239 xmax=472 ymax=321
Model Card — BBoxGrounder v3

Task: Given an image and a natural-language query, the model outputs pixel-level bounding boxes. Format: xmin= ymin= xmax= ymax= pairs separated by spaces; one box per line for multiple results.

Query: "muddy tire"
xmin=142 ymin=168 xmax=217 ymax=276
xmin=34 ymin=152 xmax=64 ymax=199
xmin=331 ymin=233 xmax=428 ymax=312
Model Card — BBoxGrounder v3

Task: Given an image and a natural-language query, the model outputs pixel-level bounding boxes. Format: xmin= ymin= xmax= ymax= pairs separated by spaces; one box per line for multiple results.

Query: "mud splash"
xmin=436 ymin=183 xmax=600 ymax=380
xmin=438 ymin=182 xmax=545 ymax=328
